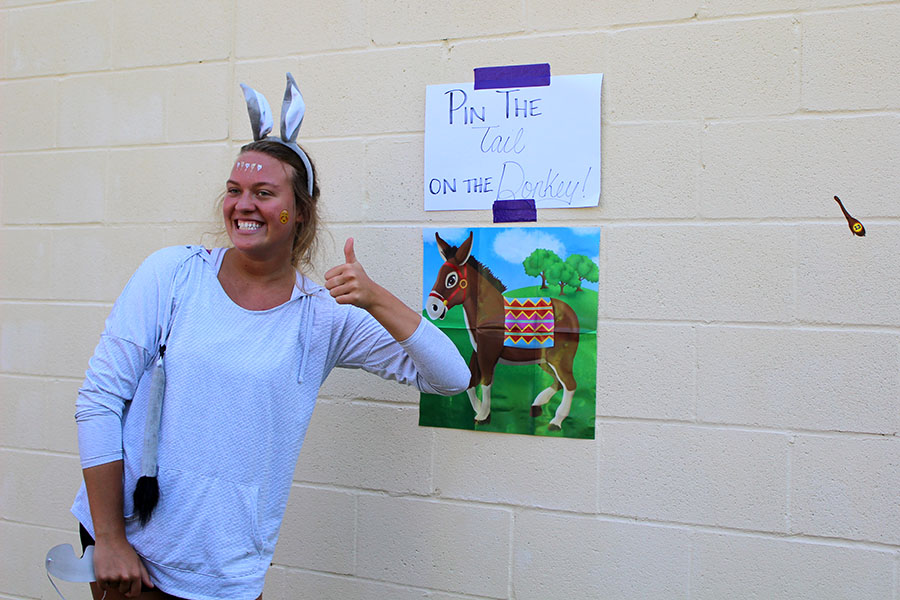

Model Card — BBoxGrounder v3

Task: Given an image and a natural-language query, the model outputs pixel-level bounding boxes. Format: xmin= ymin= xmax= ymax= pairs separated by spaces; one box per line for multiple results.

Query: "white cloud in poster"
xmin=493 ymin=229 xmax=566 ymax=263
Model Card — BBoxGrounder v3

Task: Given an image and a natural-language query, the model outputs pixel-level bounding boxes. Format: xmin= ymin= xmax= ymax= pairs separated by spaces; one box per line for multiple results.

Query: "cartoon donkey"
xmin=426 ymin=231 xmax=580 ymax=431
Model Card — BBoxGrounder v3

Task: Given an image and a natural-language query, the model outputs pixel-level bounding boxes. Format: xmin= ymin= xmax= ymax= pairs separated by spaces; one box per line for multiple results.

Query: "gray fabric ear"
xmin=239 ymin=74 xmax=315 ymax=196
xmin=240 ymin=83 xmax=273 ymax=141
xmin=281 ymin=73 xmax=305 ymax=144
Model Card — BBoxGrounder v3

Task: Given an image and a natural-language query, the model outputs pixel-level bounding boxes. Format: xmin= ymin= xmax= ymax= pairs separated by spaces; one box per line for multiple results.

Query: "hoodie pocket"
xmin=128 ymin=466 xmax=263 ymax=578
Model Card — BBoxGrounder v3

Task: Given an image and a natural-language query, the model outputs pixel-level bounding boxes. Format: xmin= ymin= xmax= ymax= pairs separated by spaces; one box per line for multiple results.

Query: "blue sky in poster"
xmin=421 ymin=226 xmax=601 ymax=308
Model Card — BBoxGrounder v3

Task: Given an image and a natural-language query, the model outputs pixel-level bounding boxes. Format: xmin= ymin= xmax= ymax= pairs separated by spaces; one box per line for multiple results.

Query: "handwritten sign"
xmin=424 ymin=73 xmax=602 ymax=211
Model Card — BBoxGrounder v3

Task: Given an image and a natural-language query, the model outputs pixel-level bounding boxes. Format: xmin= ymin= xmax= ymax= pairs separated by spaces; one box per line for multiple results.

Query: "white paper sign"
xmin=424 ymin=73 xmax=602 ymax=211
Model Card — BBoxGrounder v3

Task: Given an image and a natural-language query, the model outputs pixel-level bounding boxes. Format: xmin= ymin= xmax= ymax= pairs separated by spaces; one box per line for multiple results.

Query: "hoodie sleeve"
xmin=75 ymin=246 xmax=198 ymax=468
xmin=331 ymin=303 xmax=469 ymax=396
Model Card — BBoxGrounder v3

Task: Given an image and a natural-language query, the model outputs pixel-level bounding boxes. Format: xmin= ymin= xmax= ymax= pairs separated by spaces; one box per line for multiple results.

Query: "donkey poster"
xmin=421 ymin=227 xmax=600 ymax=439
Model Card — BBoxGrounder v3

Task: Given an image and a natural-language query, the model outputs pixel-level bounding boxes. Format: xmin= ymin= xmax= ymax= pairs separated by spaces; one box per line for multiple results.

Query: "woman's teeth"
xmin=237 ymin=221 xmax=261 ymax=230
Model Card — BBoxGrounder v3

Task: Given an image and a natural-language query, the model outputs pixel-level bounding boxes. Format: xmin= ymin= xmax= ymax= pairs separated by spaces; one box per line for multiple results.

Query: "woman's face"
xmin=224 ymin=150 xmax=301 ymax=262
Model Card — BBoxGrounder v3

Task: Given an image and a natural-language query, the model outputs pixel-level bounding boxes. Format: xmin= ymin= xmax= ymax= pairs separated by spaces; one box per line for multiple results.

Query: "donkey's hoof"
xmin=475 ymin=415 xmax=491 ymax=425
xmin=530 ymin=406 xmax=543 ymax=417
xmin=548 ymin=423 xmax=562 ymax=432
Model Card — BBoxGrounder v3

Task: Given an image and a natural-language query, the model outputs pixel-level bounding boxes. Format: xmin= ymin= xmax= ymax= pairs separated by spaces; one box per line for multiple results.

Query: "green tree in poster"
xmin=545 ymin=260 xmax=579 ymax=295
xmin=523 ymin=249 xmax=562 ymax=289
xmin=565 ymin=254 xmax=599 ymax=292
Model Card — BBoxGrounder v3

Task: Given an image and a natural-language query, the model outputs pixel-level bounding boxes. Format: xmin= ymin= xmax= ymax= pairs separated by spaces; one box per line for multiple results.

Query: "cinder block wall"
xmin=2 ymin=1 xmax=898 ymax=599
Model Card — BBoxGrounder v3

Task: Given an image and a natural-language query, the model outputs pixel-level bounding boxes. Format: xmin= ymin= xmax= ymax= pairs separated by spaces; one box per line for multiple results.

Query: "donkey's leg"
xmin=474 ymin=358 xmax=496 ymax=425
xmin=531 ymin=362 xmax=561 ymax=417
xmin=466 ymin=351 xmax=482 ymax=414
xmin=546 ymin=362 xmax=577 ymax=431
xmin=475 ymin=383 xmax=492 ymax=424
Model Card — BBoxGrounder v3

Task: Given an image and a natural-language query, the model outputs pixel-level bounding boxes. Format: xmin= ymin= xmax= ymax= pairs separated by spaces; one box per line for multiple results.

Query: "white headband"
xmin=240 ymin=72 xmax=315 ymax=196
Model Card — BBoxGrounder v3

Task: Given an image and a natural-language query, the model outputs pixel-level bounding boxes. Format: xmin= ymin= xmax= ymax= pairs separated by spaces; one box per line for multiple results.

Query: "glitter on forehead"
xmin=234 ymin=161 xmax=264 ymax=172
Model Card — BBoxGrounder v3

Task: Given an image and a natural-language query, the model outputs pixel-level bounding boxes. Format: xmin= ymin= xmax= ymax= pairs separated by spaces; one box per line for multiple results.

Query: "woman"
xmin=71 ymin=75 xmax=469 ymax=600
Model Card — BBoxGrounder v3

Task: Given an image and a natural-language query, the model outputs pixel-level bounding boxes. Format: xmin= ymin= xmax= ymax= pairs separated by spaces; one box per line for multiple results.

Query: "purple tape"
xmin=492 ymin=199 xmax=537 ymax=223
xmin=474 ymin=63 xmax=551 ymax=90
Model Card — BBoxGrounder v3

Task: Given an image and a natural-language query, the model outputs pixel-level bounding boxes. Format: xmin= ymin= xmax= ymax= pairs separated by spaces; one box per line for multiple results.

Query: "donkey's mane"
xmin=446 ymin=243 xmax=506 ymax=292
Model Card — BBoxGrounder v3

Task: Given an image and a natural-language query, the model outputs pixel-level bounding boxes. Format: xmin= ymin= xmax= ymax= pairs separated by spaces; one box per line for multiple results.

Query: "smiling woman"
xmin=69 ymin=74 xmax=469 ymax=600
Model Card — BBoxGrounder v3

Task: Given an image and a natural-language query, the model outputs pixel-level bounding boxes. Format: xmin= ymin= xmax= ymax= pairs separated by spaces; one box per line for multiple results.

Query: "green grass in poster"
xmin=420 ymin=286 xmax=597 ymax=439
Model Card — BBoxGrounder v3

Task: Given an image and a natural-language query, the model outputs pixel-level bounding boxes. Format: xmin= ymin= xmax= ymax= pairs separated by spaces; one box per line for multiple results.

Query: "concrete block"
xmin=3 ymin=1 xmax=109 ymax=77
xmin=49 ymin=226 xmax=165 ymax=302
xmin=605 ymin=225 xmax=795 ymax=322
xmin=805 ymin=0 xmax=880 ymax=7
xmin=601 ymin=121 xmax=700 ymax=219
xmin=235 ymin=0 xmax=366 ymax=57
xmin=607 ymin=18 xmax=799 ymax=121
xmin=166 ymin=64 xmax=231 ymax=143
xmin=111 ymin=0 xmax=230 ymax=68
xmin=281 ymin=570 xmax=431 ymax=600
xmin=429 ymin=593 xmax=488 ymax=600
xmin=599 ymin=422 xmax=789 ymax=531
xmin=692 ymin=532 xmax=895 ymax=599
xmin=0 ymin=375 xmax=80 ymax=453
xmin=59 ymin=71 xmax=168 ymax=147
xmin=0 ymin=78 xmax=58 ymax=151
xmin=0 ymin=228 xmax=52 ymax=299
xmin=0 ymin=302 xmax=109 ymax=377
xmin=698 ymin=326 xmax=900 ymax=434
xmin=700 ymin=116 xmax=900 ymax=218
xmin=292 ymin=46 xmax=450 ymax=137
xmin=528 ymin=0 xmax=700 ymax=29
xmin=318 ymin=366 xmax=420 ymax=404
xmin=274 ymin=485 xmax=355 ymax=573
xmin=262 ymin=565 xmax=285 ymax=600
xmin=0 ymin=450 xmax=82 ymax=529
xmin=700 ymin=0 xmax=802 ymax=17
xmin=165 ymin=222 xmax=220 ymax=248
xmin=107 ymin=144 xmax=232 ymax=224
xmin=597 ymin=322 xmax=695 ymax=421
xmin=797 ymin=225 xmax=900 ymax=326
xmin=0 ymin=150 xmax=106 ymax=224
xmin=433 ymin=428 xmax=597 ymax=512
xmin=791 ymin=434 xmax=900 ymax=545
xmin=802 ymin=7 xmax=900 ymax=111
xmin=294 ymin=401 xmax=433 ymax=495
xmin=363 ymin=135 xmax=426 ymax=223
xmin=514 ymin=511 xmax=691 ymax=600
xmin=303 ymin=139 xmax=367 ymax=225
xmin=2 ymin=0 xmax=65 ymax=5
xmin=243 ymin=0 xmax=369 ymax=56
xmin=0 ymin=521 xmax=88 ymax=600
xmin=369 ymin=0 xmax=523 ymax=45
xmin=356 ymin=494 xmax=511 ymax=597
xmin=445 ymin=32 xmax=609 ymax=84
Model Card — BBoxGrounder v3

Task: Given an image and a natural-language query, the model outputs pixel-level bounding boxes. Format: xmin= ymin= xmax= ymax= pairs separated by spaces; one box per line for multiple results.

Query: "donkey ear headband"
xmin=240 ymin=72 xmax=314 ymax=196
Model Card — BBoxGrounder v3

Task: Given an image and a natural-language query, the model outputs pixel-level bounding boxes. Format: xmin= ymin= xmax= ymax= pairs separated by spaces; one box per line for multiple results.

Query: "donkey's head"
xmin=426 ymin=231 xmax=474 ymax=320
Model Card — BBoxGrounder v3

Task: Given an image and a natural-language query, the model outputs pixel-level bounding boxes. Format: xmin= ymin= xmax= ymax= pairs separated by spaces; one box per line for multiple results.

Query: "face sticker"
xmin=834 ymin=195 xmax=866 ymax=237
xmin=235 ymin=161 xmax=264 ymax=172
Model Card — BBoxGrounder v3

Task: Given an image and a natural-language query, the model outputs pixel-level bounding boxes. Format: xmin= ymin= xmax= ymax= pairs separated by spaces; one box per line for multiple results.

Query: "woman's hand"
xmin=93 ymin=534 xmax=154 ymax=598
xmin=325 ymin=238 xmax=421 ymax=341
xmin=324 ymin=238 xmax=377 ymax=309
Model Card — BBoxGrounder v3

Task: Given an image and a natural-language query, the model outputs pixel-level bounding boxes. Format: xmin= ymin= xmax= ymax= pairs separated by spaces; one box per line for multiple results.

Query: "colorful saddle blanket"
xmin=503 ymin=297 xmax=555 ymax=348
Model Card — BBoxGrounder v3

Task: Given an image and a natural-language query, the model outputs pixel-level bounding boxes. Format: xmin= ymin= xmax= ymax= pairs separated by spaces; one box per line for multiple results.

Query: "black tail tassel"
xmin=133 ymin=475 xmax=159 ymax=526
